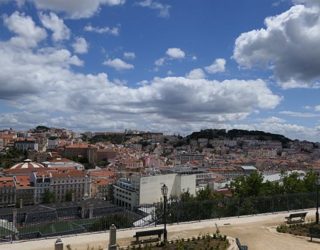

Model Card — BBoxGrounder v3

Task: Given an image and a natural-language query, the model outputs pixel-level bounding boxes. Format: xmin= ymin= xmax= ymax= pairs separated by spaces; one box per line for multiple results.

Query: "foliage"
xmin=187 ymin=129 xmax=291 ymax=146
xmin=126 ymin=234 xmax=228 ymax=250
xmin=89 ymin=213 xmax=133 ymax=231
xmin=89 ymin=134 xmax=125 ymax=145
xmin=277 ymin=223 xmax=320 ymax=237
xmin=276 ymin=224 xmax=289 ymax=233
xmin=0 ymin=147 xmax=25 ymax=169
xmin=230 ymin=171 xmax=318 ymax=198
xmin=155 ymin=171 xmax=318 ymax=224
xmin=43 ymin=190 xmax=56 ymax=203
xmin=65 ymin=191 xmax=73 ymax=202
xmin=35 ymin=125 xmax=50 ymax=132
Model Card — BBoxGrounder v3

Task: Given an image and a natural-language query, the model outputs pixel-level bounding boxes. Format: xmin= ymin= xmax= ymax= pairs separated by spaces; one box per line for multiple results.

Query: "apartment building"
xmin=113 ymin=173 xmax=196 ymax=210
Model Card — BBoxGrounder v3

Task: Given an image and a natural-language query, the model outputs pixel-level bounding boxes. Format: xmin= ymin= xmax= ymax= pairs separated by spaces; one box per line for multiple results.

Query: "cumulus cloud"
xmin=205 ymin=58 xmax=226 ymax=74
xmin=39 ymin=12 xmax=70 ymax=41
xmin=3 ymin=11 xmax=47 ymax=48
xmin=136 ymin=0 xmax=170 ymax=18
xmin=84 ymin=24 xmax=119 ymax=35
xmin=103 ymin=58 xmax=134 ymax=70
xmin=186 ymin=68 xmax=206 ymax=79
xmin=0 ymin=43 xmax=82 ymax=100
xmin=154 ymin=57 xmax=165 ymax=67
xmin=166 ymin=48 xmax=185 ymax=59
xmin=0 ymin=10 xmax=285 ymax=137
xmin=279 ymin=110 xmax=320 ymax=118
xmin=72 ymin=37 xmax=88 ymax=54
xmin=154 ymin=48 xmax=186 ymax=68
xmin=293 ymin=0 xmax=320 ymax=6
xmin=234 ymin=2 xmax=320 ymax=88
xmin=123 ymin=52 xmax=136 ymax=60
xmin=262 ymin=116 xmax=286 ymax=124
xmin=0 ymin=27 xmax=281 ymax=129
xmin=315 ymin=105 xmax=320 ymax=111
xmin=23 ymin=0 xmax=126 ymax=19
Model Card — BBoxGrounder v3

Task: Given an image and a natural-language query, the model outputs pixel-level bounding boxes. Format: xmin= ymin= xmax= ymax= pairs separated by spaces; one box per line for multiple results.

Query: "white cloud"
xmin=103 ymin=58 xmax=134 ymax=70
xmin=39 ymin=12 xmax=70 ymax=41
xmin=3 ymin=11 xmax=47 ymax=48
xmin=205 ymin=58 xmax=226 ymax=74
xmin=167 ymin=70 xmax=174 ymax=76
xmin=262 ymin=116 xmax=286 ymax=124
xmin=0 ymin=12 xmax=285 ymax=138
xmin=84 ymin=24 xmax=119 ymax=36
xmin=186 ymin=68 xmax=206 ymax=79
xmin=166 ymin=48 xmax=185 ymax=59
xmin=137 ymin=0 xmax=170 ymax=18
xmin=293 ymin=0 xmax=320 ymax=6
xmin=315 ymin=105 xmax=320 ymax=111
xmin=123 ymin=52 xmax=136 ymax=60
xmin=234 ymin=2 xmax=320 ymax=88
xmin=155 ymin=48 xmax=186 ymax=68
xmin=24 ymin=0 xmax=126 ymax=19
xmin=279 ymin=111 xmax=320 ymax=118
xmin=154 ymin=57 xmax=165 ymax=67
xmin=72 ymin=37 xmax=88 ymax=54
xmin=0 ymin=35 xmax=280 ymax=129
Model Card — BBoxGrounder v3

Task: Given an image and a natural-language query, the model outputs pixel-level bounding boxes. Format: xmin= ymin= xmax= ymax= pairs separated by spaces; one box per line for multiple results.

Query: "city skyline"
xmin=0 ymin=0 xmax=320 ymax=141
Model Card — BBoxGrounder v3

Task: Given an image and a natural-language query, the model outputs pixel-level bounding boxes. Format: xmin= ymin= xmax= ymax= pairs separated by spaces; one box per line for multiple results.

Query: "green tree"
xmin=282 ymin=172 xmax=305 ymax=193
xmin=43 ymin=190 xmax=55 ymax=203
xmin=230 ymin=171 xmax=264 ymax=198
xmin=303 ymin=171 xmax=317 ymax=192
xmin=65 ymin=191 xmax=73 ymax=202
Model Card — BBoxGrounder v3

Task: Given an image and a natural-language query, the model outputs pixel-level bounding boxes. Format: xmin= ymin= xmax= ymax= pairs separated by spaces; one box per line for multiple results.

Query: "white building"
xmin=47 ymin=137 xmax=59 ymax=150
xmin=113 ymin=173 xmax=196 ymax=210
xmin=14 ymin=139 xmax=38 ymax=152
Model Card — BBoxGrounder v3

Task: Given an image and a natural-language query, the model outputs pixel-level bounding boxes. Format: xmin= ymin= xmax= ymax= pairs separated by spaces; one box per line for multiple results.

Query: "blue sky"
xmin=0 ymin=0 xmax=320 ymax=141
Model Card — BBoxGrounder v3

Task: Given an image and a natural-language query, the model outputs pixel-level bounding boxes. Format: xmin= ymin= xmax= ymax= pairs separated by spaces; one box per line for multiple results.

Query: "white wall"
xmin=139 ymin=174 xmax=196 ymax=204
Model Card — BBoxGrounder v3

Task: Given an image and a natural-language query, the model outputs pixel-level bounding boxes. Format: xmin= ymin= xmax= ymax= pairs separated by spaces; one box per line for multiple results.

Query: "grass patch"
xmin=19 ymin=221 xmax=84 ymax=235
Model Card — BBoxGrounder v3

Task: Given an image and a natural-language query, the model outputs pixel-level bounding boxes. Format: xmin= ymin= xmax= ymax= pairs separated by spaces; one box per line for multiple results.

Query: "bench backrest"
xmin=135 ymin=229 xmax=164 ymax=237
xmin=309 ymin=227 xmax=320 ymax=235
xmin=289 ymin=212 xmax=307 ymax=218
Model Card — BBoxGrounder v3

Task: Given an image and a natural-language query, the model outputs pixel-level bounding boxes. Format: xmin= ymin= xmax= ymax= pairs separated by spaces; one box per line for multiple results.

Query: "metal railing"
xmin=0 ymin=192 xmax=316 ymax=241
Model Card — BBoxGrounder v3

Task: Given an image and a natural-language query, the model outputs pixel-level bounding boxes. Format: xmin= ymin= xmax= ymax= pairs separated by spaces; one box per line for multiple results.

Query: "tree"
xmin=65 ymin=191 xmax=73 ymax=202
xmin=282 ymin=172 xmax=305 ymax=194
xmin=230 ymin=171 xmax=264 ymax=198
xmin=303 ymin=171 xmax=317 ymax=192
xmin=43 ymin=190 xmax=55 ymax=203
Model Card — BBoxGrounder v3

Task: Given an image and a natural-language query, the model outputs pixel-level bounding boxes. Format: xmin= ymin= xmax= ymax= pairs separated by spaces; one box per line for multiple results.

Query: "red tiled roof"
xmin=15 ymin=175 xmax=32 ymax=188
xmin=0 ymin=177 xmax=15 ymax=188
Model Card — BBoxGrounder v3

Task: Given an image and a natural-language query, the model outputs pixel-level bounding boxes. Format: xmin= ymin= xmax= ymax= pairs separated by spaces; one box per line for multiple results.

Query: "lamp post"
xmin=161 ymin=184 xmax=168 ymax=243
xmin=316 ymin=174 xmax=320 ymax=224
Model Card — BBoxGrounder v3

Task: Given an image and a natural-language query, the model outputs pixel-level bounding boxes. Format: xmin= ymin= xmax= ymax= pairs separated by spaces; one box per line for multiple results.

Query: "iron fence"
xmin=0 ymin=192 xmax=317 ymax=241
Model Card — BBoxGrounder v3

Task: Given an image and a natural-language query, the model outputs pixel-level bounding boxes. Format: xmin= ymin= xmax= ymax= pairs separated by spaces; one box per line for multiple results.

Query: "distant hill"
xmin=187 ymin=129 xmax=291 ymax=144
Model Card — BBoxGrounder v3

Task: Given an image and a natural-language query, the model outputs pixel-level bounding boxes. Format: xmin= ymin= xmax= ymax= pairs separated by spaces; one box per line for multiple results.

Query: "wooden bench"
xmin=309 ymin=226 xmax=320 ymax=242
xmin=133 ymin=229 xmax=164 ymax=243
xmin=236 ymin=238 xmax=248 ymax=250
xmin=285 ymin=212 xmax=307 ymax=224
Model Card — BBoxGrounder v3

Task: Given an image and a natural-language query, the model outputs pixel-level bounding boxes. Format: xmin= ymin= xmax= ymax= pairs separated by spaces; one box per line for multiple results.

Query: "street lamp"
xmin=316 ymin=174 xmax=320 ymax=224
xmin=161 ymin=184 xmax=168 ymax=243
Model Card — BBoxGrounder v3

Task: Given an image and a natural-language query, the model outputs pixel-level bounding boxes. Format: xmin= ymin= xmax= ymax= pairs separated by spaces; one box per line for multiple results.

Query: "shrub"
xmin=276 ymin=224 xmax=288 ymax=233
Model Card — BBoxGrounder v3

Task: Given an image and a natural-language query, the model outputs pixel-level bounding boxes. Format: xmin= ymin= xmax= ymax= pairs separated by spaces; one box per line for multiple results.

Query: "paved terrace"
xmin=1 ymin=209 xmax=319 ymax=250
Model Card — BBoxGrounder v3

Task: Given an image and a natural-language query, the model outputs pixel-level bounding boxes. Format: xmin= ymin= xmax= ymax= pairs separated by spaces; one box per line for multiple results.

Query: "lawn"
xmin=18 ymin=221 xmax=84 ymax=236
